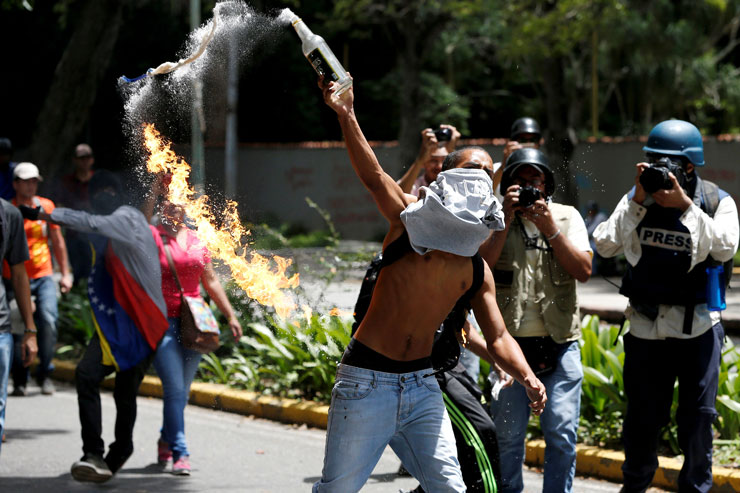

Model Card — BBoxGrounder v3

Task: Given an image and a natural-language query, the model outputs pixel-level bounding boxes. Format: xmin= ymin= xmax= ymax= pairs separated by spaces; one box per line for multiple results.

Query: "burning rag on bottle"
xmin=119 ymin=7 xmax=219 ymax=83
xmin=400 ymin=168 xmax=505 ymax=257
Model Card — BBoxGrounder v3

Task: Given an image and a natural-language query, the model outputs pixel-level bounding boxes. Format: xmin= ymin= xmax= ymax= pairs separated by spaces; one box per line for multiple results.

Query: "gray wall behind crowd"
xmin=206 ymin=139 xmax=740 ymax=241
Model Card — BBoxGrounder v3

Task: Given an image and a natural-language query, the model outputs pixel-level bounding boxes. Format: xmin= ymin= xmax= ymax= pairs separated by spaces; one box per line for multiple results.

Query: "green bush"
xmin=716 ymin=340 xmax=740 ymax=440
xmin=576 ymin=315 xmax=740 ymax=460
xmin=577 ymin=315 xmax=627 ymax=449
xmin=56 ymin=281 xmax=95 ymax=360
xmin=198 ymin=310 xmax=351 ymax=402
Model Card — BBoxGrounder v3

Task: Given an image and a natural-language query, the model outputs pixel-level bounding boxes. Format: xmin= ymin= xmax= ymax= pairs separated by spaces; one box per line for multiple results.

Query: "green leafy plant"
xmin=716 ymin=341 xmax=740 ymax=440
xmin=577 ymin=315 xmax=627 ymax=448
xmin=198 ymin=310 xmax=351 ymax=402
xmin=575 ymin=315 xmax=740 ymax=464
xmin=56 ymin=281 xmax=96 ymax=359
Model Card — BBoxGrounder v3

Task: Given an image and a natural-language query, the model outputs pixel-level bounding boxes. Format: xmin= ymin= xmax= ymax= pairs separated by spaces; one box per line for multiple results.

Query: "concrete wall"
xmin=206 ymin=139 xmax=740 ymax=241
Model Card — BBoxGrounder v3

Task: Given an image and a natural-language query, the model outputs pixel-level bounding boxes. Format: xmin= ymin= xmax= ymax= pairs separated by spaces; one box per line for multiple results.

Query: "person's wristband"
xmin=24 ymin=328 xmax=37 ymax=334
xmin=546 ymin=229 xmax=561 ymax=241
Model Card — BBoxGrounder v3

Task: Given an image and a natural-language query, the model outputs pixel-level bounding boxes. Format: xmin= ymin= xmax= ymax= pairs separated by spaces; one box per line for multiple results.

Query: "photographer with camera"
xmin=480 ymin=148 xmax=592 ymax=493
xmin=397 ymin=124 xmax=460 ymax=196
xmin=593 ymin=120 xmax=739 ymax=493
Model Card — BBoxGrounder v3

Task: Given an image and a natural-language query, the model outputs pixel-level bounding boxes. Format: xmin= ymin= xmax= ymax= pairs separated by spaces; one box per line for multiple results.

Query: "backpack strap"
xmin=466 ymin=253 xmax=485 ymax=301
xmin=700 ymin=178 xmax=720 ymax=217
xmin=380 ymin=231 xmax=411 ymax=267
xmin=683 ymin=178 xmax=731 ymax=334
xmin=699 ymin=178 xmax=733 ymax=282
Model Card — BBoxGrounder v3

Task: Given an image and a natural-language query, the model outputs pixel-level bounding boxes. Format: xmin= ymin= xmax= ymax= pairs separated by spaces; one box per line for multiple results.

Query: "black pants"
xmin=438 ymin=363 xmax=501 ymax=493
xmin=76 ymin=334 xmax=153 ymax=459
xmin=622 ymin=323 xmax=723 ymax=493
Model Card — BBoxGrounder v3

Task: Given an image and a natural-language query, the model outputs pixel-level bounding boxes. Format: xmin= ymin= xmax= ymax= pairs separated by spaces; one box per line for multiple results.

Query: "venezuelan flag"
xmin=88 ymin=239 xmax=168 ymax=372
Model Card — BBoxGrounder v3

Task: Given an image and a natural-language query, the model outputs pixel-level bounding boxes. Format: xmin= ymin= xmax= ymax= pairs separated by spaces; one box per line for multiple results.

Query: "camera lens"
xmin=639 ymin=162 xmax=674 ymax=193
xmin=434 ymin=128 xmax=453 ymax=142
xmin=518 ymin=186 xmax=541 ymax=208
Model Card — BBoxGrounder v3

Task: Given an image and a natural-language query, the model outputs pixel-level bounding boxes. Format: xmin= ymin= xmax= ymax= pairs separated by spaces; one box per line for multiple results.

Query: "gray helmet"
xmin=501 ymin=148 xmax=555 ymax=198
xmin=510 ymin=117 xmax=541 ymax=141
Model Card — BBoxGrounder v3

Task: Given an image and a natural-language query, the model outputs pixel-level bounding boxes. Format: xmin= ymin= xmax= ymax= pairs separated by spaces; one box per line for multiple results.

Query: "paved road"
xmin=0 ymin=382 xmax=416 ymax=492
xmin=0 ymin=383 xmax=651 ymax=492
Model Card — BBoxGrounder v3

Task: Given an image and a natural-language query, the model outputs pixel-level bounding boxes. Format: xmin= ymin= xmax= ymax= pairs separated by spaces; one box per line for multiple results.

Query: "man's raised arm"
xmin=320 ymin=77 xmax=411 ymax=225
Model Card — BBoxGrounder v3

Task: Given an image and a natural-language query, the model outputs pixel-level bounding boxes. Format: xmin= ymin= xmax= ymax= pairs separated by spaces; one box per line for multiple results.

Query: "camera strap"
xmin=515 ymin=215 xmax=552 ymax=252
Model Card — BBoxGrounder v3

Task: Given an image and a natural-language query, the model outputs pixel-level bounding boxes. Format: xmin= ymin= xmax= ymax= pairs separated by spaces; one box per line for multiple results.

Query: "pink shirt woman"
xmin=152 ymin=224 xmax=210 ymax=318
xmin=150 ymin=196 xmax=242 ymax=476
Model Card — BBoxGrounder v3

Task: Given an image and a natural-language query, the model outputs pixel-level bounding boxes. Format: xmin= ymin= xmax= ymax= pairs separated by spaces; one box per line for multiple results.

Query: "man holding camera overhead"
xmin=593 ymin=120 xmax=739 ymax=493
xmin=397 ymin=125 xmax=460 ymax=196
xmin=480 ymin=147 xmax=592 ymax=493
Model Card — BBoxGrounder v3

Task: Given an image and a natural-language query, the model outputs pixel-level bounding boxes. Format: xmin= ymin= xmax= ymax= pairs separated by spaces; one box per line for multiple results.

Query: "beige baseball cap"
xmin=13 ymin=162 xmax=43 ymax=181
xmin=75 ymin=143 xmax=94 ymax=158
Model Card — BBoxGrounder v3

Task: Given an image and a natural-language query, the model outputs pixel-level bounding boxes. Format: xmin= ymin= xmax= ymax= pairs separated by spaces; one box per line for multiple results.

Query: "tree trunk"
xmin=541 ymin=56 xmax=578 ymax=207
xmin=397 ymin=39 xmax=423 ymax=177
xmin=30 ymin=0 xmax=124 ymax=177
xmin=392 ymin=11 xmax=450 ymax=178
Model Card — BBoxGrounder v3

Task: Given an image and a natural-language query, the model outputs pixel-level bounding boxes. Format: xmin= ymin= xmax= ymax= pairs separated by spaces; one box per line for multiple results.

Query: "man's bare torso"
xmin=354 ymin=230 xmax=474 ymax=361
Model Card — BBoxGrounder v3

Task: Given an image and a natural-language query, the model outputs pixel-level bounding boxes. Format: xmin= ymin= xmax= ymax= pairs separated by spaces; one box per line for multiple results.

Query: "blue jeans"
xmin=314 ymin=364 xmax=466 ymax=493
xmin=0 ymin=332 xmax=11 ymax=455
xmin=490 ymin=341 xmax=583 ymax=493
xmin=153 ymin=318 xmax=202 ymax=460
xmin=12 ymin=276 xmax=58 ymax=386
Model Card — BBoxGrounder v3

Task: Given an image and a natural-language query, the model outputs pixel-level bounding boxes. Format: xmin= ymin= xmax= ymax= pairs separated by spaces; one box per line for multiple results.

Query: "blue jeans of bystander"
xmin=153 ymin=318 xmax=202 ymax=460
xmin=490 ymin=340 xmax=583 ymax=493
xmin=13 ymin=276 xmax=58 ymax=387
xmin=314 ymin=363 xmax=466 ymax=493
xmin=0 ymin=332 xmax=13 ymax=454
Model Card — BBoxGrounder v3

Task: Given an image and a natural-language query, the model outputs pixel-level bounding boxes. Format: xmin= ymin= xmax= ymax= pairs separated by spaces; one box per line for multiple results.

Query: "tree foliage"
xmin=1 ymin=0 xmax=740 ymax=190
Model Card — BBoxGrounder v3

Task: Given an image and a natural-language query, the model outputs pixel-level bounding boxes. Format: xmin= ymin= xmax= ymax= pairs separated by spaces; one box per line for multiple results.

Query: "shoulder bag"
xmin=162 ymin=240 xmax=220 ymax=354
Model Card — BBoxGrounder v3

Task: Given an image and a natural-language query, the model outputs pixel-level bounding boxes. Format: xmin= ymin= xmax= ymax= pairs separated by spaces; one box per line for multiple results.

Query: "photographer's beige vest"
xmin=493 ymin=202 xmax=581 ymax=343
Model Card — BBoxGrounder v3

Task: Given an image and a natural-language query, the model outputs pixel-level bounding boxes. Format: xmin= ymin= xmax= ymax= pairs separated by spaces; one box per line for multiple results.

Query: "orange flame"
xmin=329 ymin=307 xmax=350 ymax=317
xmin=142 ymin=123 xmax=299 ymax=318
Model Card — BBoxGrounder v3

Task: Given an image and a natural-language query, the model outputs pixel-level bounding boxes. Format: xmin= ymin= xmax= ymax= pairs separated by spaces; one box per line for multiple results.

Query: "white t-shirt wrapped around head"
xmin=401 ymin=168 xmax=505 ymax=257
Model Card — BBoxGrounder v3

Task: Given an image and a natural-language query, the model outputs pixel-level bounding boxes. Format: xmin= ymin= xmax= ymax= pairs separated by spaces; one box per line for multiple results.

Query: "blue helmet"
xmin=643 ymin=120 xmax=704 ymax=166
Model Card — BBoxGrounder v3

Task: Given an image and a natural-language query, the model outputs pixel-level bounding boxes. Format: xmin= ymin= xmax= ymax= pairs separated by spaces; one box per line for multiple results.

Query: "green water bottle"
xmin=289 ymin=15 xmax=352 ymax=96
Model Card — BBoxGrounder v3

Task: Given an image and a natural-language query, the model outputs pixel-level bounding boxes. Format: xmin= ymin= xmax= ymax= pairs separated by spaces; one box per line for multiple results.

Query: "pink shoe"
xmin=157 ymin=440 xmax=172 ymax=467
xmin=172 ymin=455 xmax=191 ymax=476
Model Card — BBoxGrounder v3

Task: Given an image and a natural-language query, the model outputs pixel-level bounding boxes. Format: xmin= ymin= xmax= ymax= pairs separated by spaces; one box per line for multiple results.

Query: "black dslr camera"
xmin=434 ymin=127 xmax=453 ymax=142
xmin=639 ymin=156 xmax=685 ymax=194
xmin=518 ymin=186 xmax=542 ymax=208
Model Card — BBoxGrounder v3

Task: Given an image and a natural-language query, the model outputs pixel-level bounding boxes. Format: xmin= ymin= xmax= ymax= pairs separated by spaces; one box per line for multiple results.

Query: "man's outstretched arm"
xmin=320 ymin=77 xmax=411 ymax=225
xmin=471 ymin=263 xmax=547 ymax=415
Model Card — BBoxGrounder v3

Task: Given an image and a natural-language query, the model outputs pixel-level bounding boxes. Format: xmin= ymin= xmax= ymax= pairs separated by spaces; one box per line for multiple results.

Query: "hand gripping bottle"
xmin=706 ymin=264 xmax=727 ymax=311
xmin=289 ymin=14 xmax=352 ymax=96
